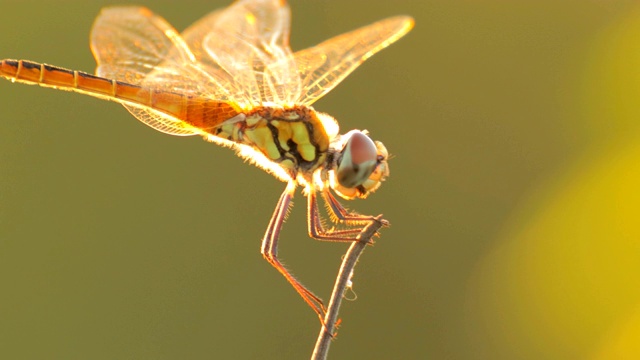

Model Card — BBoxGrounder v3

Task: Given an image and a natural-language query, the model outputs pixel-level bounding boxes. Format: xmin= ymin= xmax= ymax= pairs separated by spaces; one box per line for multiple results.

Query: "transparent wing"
xmin=160 ymin=9 xmax=245 ymax=103
xmin=91 ymin=6 xmax=174 ymax=85
xmin=194 ymin=0 xmax=301 ymax=107
xmin=294 ymin=16 xmax=414 ymax=106
xmin=174 ymin=9 xmax=224 ymax=68
xmin=90 ymin=6 xmax=241 ymax=136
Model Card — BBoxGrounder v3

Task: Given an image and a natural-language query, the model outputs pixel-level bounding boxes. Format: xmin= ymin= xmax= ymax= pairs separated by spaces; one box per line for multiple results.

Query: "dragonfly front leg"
xmin=307 ymin=188 xmax=387 ymax=242
xmin=323 ymin=189 xmax=388 ymax=225
xmin=261 ymin=182 xmax=327 ymax=320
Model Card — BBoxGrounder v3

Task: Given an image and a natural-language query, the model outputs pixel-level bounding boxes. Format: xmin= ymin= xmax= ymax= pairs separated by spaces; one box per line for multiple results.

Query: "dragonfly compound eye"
xmin=336 ymin=131 xmax=378 ymax=188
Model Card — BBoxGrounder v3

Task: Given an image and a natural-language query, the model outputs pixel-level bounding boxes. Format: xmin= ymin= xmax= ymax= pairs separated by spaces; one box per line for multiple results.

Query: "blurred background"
xmin=1 ymin=0 xmax=639 ymax=359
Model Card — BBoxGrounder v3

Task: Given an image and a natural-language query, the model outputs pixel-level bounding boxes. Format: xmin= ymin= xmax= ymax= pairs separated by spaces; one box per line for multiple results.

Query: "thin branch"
xmin=311 ymin=215 xmax=387 ymax=360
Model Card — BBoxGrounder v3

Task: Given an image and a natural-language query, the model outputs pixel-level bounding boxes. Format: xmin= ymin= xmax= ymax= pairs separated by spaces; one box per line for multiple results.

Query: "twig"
xmin=311 ymin=215 xmax=387 ymax=360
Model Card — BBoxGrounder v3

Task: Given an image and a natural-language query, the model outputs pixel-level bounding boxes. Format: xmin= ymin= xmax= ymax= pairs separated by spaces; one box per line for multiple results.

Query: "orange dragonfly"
xmin=0 ymin=0 xmax=413 ymax=322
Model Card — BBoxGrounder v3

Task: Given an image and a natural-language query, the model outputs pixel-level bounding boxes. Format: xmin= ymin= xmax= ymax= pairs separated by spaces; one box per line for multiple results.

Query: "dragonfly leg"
xmin=307 ymin=189 xmax=388 ymax=242
xmin=324 ymin=189 xmax=389 ymax=226
xmin=261 ymin=182 xmax=327 ymax=321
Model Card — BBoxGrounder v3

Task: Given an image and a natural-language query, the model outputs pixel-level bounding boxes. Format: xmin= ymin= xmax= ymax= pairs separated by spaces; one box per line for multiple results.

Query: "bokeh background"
xmin=1 ymin=0 xmax=640 ymax=359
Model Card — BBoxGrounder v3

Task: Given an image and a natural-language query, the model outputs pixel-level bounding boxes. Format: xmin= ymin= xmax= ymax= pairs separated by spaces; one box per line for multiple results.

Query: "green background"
xmin=1 ymin=0 xmax=640 ymax=359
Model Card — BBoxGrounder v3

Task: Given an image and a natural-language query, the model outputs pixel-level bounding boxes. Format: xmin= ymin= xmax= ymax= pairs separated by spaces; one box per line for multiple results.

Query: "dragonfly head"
xmin=330 ymin=130 xmax=389 ymax=200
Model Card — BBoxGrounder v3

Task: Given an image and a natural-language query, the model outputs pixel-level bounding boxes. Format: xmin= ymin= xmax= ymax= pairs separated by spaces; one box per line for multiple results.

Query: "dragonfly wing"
xmin=191 ymin=0 xmax=301 ymax=107
xmin=122 ymin=106 xmax=204 ymax=136
xmin=294 ymin=16 xmax=414 ymax=106
xmin=90 ymin=6 xmax=239 ymax=136
xmin=91 ymin=6 xmax=179 ymax=84
xmin=173 ymin=9 xmax=224 ymax=69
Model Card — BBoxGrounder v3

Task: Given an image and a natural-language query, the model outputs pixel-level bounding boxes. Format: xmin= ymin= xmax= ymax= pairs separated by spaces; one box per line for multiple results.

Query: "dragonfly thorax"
xmin=213 ymin=105 xmax=331 ymax=181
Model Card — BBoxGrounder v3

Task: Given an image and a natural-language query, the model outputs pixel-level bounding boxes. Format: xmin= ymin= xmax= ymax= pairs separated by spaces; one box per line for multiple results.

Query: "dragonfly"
xmin=0 ymin=0 xmax=413 ymax=322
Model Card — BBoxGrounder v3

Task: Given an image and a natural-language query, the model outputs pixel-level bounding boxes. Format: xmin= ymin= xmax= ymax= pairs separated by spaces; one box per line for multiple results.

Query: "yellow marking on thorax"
xmin=244 ymin=122 xmax=281 ymax=160
xmin=271 ymin=120 xmax=292 ymax=151
xmin=289 ymin=121 xmax=315 ymax=162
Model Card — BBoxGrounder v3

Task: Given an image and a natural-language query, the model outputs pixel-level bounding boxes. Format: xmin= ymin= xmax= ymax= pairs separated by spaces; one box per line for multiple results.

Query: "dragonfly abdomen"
xmin=1 ymin=59 xmax=146 ymax=101
xmin=0 ymin=59 xmax=239 ymax=129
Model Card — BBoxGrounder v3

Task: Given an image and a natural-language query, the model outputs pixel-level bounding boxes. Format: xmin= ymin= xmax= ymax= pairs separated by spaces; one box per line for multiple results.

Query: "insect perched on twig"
xmin=0 ymin=0 xmax=414 ymax=323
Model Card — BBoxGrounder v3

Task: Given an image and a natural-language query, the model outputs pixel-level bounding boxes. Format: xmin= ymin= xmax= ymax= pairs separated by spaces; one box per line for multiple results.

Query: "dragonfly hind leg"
xmin=261 ymin=182 xmax=327 ymax=321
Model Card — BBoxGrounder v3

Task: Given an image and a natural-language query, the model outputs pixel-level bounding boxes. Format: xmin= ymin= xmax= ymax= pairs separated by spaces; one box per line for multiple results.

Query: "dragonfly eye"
xmin=336 ymin=131 xmax=378 ymax=188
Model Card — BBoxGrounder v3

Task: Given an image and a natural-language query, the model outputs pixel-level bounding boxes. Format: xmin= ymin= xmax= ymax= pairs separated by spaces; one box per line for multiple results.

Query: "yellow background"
xmin=1 ymin=0 xmax=639 ymax=359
